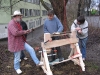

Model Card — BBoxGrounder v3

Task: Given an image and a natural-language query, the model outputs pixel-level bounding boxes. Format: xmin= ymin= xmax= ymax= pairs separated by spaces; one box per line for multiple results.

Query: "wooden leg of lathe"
xmin=69 ymin=44 xmax=76 ymax=58
xmin=41 ymin=48 xmax=53 ymax=75
xmin=75 ymin=43 xmax=85 ymax=71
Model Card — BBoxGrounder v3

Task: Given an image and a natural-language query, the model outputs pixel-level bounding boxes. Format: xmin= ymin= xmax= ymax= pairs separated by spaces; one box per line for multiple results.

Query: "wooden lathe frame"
xmin=40 ymin=31 xmax=85 ymax=75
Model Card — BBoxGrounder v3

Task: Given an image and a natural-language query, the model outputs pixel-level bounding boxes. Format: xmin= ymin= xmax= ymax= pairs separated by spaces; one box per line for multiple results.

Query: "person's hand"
xmin=24 ymin=30 xmax=31 ymax=34
xmin=75 ymin=27 xmax=81 ymax=31
xmin=49 ymin=38 xmax=52 ymax=42
xmin=53 ymin=32 xmax=60 ymax=34
xmin=78 ymin=30 xmax=82 ymax=33
xmin=30 ymin=28 xmax=35 ymax=31
xmin=27 ymin=30 xmax=31 ymax=33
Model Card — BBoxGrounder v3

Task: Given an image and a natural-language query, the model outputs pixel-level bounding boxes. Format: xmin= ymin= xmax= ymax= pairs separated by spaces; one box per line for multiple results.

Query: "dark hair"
xmin=77 ymin=16 xmax=85 ymax=24
xmin=47 ymin=10 xmax=54 ymax=16
xmin=13 ymin=15 xmax=21 ymax=17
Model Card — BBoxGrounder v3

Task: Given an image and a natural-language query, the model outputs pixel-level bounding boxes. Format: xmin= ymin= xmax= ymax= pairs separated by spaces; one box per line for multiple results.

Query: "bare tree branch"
xmin=0 ymin=0 xmax=2 ymax=7
xmin=40 ymin=0 xmax=51 ymax=11
xmin=0 ymin=0 xmax=22 ymax=10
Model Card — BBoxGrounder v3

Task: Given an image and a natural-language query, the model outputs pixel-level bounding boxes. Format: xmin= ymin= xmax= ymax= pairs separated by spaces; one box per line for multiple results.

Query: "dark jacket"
xmin=20 ymin=21 xmax=28 ymax=38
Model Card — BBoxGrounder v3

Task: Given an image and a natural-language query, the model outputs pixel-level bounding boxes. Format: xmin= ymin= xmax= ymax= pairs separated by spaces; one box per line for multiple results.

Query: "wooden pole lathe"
xmin=40 ymin=31 xmax=85 ymax=75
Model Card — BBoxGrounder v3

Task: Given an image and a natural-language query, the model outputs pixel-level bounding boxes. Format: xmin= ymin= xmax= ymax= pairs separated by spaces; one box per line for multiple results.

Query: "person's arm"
xmin=81 ymin=21 xmax=88 ymax=35
xmin=71 ymin=23 xmax=76 ymax=32
xmin=44 ymin=20 xmax=49 ymax=33
xmin=8 ymin=24 xmax=27 ymax=36
xmin=55 ymin=17 xmax=63 ymax=32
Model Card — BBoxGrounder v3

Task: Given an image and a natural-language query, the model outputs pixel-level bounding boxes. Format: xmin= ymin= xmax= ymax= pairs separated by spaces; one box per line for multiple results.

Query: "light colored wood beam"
xmin=42 ymin=38 xmax=78 ymax=49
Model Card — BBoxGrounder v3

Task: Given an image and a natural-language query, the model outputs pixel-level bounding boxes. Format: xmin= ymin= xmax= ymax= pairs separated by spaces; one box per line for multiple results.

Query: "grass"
xmin=85 ymin=61 xmax=99 ymax=73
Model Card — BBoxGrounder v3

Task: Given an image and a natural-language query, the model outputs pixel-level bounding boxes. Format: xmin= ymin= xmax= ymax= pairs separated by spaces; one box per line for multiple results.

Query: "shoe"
xmin=82 ymin=58 xmax=85 ymax=61
xmin=19 ymin=57 xmax=28 ymax=62
xmin=19 ymin=59 xmax=21 ymax=62
xmin=24 ymin=57 xmax=28 ymax=60
xmin=36 ymin=62 xmax=43 ymax=66
xmin=59 ymin=57 xmax=64 ymax=62
xmin=16 ymin=69 xmax=22 ymax=74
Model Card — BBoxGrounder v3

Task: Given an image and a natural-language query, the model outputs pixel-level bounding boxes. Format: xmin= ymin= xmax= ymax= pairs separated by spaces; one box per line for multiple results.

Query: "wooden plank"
xmin=70 ymin=31 xmax=77 ymax=38
xmin=49 ymin=58 xmax=71 ymax=65
xmin=41 ymin=66 xmax=48 ymax=74
xmin=75 ymin=43 xmax=85 ymax=71
xmin=41 ymin=47 xmax=53 ymax=75
xmin=44 ymin=31 xmax=76 ymax=41
xmin=44 ymin=33 xmax=52 ymax=42
xmin=42 ymin=38 xmax=78 ymax=49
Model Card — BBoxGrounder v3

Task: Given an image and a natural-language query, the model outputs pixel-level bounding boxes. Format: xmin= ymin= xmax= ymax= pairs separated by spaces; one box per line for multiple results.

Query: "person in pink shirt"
xmin=8 ymin=10 xmax=43 ymax=74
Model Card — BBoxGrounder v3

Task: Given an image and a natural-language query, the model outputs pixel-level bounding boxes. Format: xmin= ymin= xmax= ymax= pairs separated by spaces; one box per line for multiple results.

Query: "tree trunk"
xmin=77 ymin=0 xmax=85 ymax=17
xmin=77 ymin=0 xmax=81 ymax=17
xmin=49 ymin=0 xmax=69 ymax=31
xmin=85 ymin=0 xmax=91 ymax=16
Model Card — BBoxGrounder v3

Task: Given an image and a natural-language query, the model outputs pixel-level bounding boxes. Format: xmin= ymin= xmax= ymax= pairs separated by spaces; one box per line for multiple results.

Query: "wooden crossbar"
xmin=49 ymin=54 xmax=82 ymax=65
xmin=42 ymin=38 xmax=78 ymax=49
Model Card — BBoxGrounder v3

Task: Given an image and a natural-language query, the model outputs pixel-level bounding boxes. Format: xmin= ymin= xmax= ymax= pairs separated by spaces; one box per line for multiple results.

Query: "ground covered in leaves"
xmin=0 ymin=26 xmax=100 ymax=75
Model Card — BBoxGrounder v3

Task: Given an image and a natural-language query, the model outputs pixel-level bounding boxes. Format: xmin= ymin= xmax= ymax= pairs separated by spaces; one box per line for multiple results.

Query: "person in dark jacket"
xmin=20 ymin=18 xmax=28 ymax=61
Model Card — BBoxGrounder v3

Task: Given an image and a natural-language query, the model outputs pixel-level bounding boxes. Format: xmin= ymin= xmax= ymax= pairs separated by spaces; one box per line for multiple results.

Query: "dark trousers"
xmin=20 ymin=50 xmax=25 ymax=59
xmin=50 ymin=37 xmax=62 ymax=60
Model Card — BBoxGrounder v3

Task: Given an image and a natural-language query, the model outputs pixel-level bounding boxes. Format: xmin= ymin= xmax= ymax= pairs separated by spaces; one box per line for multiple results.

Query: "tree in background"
xmin=40 ymin=0 xmax=69 ymax=31
xmin=66 ymin=0 xmax=79 ymax=26
xmin=84 ymin=0 xmax=91 ymax=16
xmin=0 ymin=0 xmax=22 ymax=17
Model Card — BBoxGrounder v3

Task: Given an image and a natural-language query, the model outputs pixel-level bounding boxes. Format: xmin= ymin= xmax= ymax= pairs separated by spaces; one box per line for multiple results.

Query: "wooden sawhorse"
xmin=40 ymin=31 xmax=85 ymax=75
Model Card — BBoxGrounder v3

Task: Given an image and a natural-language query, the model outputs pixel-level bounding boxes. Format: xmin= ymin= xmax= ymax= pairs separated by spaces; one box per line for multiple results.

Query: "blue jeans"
xmin=14 ymin=43 xmax=40 ymax=70
xmin=79 ymin=37 xmax=88 ymax=58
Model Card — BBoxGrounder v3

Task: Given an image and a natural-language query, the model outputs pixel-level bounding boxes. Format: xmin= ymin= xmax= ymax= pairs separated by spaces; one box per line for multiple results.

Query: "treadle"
xmin=69 ymin=54 xmax=82 ymax=59
xmin=49 ymin=54 xmax=82 ymax=65
xmin=49 ymin=58 xmax=70 ymax=65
